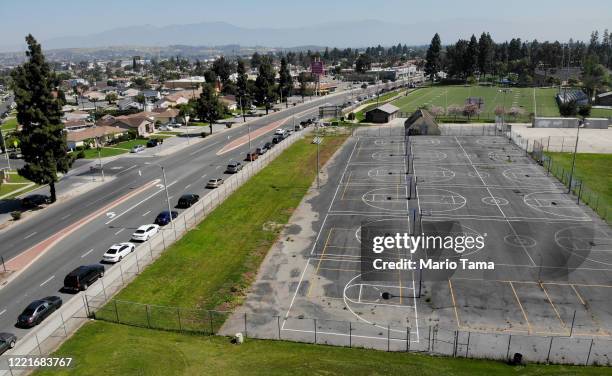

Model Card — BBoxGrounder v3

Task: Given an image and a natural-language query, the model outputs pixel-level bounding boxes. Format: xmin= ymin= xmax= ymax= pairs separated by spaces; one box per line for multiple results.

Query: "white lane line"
xmin=40 ymin=275 xmax=55 ymax=287
xmin=185 ymin=184 xmax=191 ymax=189
xmin=24 ymin=232 xmax=37 ymax=240
xmin=189 ymin=141 xmax=220 ymax=156
xmin=201 ymin=174 xmax=207 ymax=179
xmin=168 ymin=196 xmax=174 ymax=200
xmin=215 ymin=166 xmax=222 ymax=170
xmin=142 ymin=210 xmax=151 ymax=217
xmin=60 ymin=214 xmax=71 ymax=220
xmin=114 ymin=228 xmax=125 ymax=235
xmin=105 ymin=180 xmax=178 ymax=225
xmin=0 ymin=309 xmax=6 ymax=316
xmin=117 ymin=164 xmax=138 ymax=176
xmin=81 ymin=248 xmax=94 ymax=258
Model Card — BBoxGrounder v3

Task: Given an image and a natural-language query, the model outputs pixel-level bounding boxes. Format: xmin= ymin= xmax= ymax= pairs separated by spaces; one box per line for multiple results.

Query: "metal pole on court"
xmin=568 ymin=125 xmax=581 ymax=194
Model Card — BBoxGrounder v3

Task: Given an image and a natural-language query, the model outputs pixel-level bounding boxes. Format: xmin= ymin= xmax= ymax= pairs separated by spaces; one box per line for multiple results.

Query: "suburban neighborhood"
xmin=0 ymin=1 xmax=611 ymax=375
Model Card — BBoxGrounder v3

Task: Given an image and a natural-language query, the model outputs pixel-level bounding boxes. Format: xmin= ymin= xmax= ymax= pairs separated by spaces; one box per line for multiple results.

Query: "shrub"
xmin=76 ymin=150 xmax=85 ymax=159
xmin=578 ymin=104 xmax=592 ymax=117
xmin=201 ymin=132 xmax=208 ymax=138
xmin=347 ymin=113 xmax=356 ymax=121
xmin=10 ymin=211 xmax=21 ymax=220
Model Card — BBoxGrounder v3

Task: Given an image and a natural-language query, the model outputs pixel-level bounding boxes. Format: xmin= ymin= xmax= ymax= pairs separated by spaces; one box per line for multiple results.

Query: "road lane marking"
xmin=142 ymin=210 xmax=151 ymax=217
xmin=40 ymin=275 xmax=55 ymax=287
xmin=24 ymin=232 xmax=37 ymax=240
xmin=116 ymin=165 xmax=138 ymax=176
xmin=81 ymin=249 xmax=94 ymax=258
xmin=189 ymin=141 xmax=220 ymax=156
xmin=60 ymin=214 xmax=71 ymax=220
xmin=201 ymin=174 xmax=207 ymax=179
xmin=0 ymin=309 xmax=6 ymax=316
xmin=185 ymin=184 xmax=191 ymax=189
xmin=114 ymin=228 xmax=125 ymax=235
xmin=105 ymin=180 xmax=177 ymax=225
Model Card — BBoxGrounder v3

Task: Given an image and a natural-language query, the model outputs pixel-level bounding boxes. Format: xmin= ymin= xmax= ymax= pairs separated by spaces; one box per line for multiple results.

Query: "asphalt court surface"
xmin=281 ymin=124 xmax=612 ymax=344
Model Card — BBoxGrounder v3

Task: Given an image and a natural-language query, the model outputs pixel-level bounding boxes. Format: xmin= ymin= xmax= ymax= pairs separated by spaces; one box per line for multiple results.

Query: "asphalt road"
xmin=0 ymin=82 xmax=402 ymax=339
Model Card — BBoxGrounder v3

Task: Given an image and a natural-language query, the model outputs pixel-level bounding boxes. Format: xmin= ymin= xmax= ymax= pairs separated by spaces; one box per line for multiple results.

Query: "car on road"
xmin=159 ymin=125 xmax=174 ymax=131
xmin=8 ymin=151 xmax=22 ymax=159
xmin=177 ymin=193 xmax=199 ymax=208
xmin=103 ymin=242 xmax=136 ymax=263
xmin=264 ymin=142 xmax=273 ymax=149
xmin=206 ymin=178 xmax=224 ymax=189
xmin=146 ymin=138 xmax=160 ymax=148
xmin=272 ymin=135 xmax=283 ymax=144
xmin=256 ymin=146 xmax=268 ymax=155
xmin=246 ymin=152 xmax=258 ymax=161
xmin=154 ymin=210 xmax=178 ymax=226
xmin=226 ymin=161 xmax=243 ymax=173
xmin=130 ymin=224 xmax=160 ymax=242
xmin=0 ymin=333 xmax=16 ymax=354
xmin=17 ymin=296 xmax=62 ymax=328
xmin=21 ymin=194 xmax=50 ymax=209
xmin=274 ymin=128 xmax=286 ymax=136
xmin=63 ymin=264 xmax=105 ymax=292
xmin=130 ymin=144 xmax=145 ymax=153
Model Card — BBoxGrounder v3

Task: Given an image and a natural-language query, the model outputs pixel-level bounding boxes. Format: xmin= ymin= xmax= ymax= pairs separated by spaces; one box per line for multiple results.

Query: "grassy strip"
xmin=35 ymin=321 xmax=612 ymax=376
xmin=0 ymin=117 xmax=17 ymax=132
xmin=545 ymin=152 xmax=612 ymax=221
xmin=97 ymin=134 xmax=348 ymax=311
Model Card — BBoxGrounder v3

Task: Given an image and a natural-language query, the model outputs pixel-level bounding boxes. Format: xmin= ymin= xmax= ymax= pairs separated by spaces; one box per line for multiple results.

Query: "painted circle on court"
xmin=362 ymin=187 xmax=408 ymax=212
xmin=468 ymin=171 xmax=490 ymax=178
xmin=482 ymin=197 xmax=509 ymax=206
xmin=413 ymin=150 xmax=447 ymax=163
xmin=555 ymin=225 xmax=612 ymax=266
xmin=418 ymin=188 xmax=466 ymax=213
xmin=503 ymin=167 xmax=550 ymax=186
xmin=523 ymin=192 xmax=588 ymax=219
xmin=371 ymin=151 xmax=405 ymax=162
xmin=412 ymin=138 xmax=440 ymax=145
xmin=414 ymin=166 xmax=455 ymax=183
xmin=504 ymin=234 xmax=537 ymax=248
xmin=477 ymin=138 xmax=507 ymax=146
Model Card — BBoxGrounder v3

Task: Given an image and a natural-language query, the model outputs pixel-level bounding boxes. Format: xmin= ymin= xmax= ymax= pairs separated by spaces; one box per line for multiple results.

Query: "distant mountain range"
xmin=0 ymin=18 xmax=602 ymax=53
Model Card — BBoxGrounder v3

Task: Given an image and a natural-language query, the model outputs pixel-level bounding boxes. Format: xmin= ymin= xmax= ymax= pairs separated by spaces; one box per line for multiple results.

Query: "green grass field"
xmin=545 ymin=152 xmax=612 ymax=222
xmin=591 ymin=107 xmax=612 ymax=118
xmin=34 ymin=321 xmax=612 ymax=376
xmin=391 ymin=86 xmax=561 ymax=122
xmin=0 ymin=117 xmax=17 ymax=132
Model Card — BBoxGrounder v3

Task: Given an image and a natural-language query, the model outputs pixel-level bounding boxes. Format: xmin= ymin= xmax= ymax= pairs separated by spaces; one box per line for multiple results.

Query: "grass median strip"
xmin=35 ymin=321 xmax=612 ymax=376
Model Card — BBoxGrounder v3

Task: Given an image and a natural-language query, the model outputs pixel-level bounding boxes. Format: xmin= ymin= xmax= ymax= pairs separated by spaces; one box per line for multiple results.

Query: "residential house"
xmin=154 ymin=89 xmax=201 ymax=109
xmin=66 ymin=125 xmax=127 ymax=149
xmin=64 ymin=110 xmax=90 ymax=122
xmin=220 ymin=95 xmax=237 ymax=111
xmin=121 ymin=88 xmax=140 ymax=97
xmin=63 ymin=119 xmax=93 ymax=132
xmin=118 ymin=98 xmax=143 ymax=111
xmin=152 ymin=108 xmax=181 ymax=125
xmin=111 ymin=113 xmax=156 ymax=137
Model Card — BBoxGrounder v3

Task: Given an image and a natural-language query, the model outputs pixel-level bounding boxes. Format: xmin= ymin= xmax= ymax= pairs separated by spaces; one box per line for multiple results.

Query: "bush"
xmin=559 ymin=100 xmax=578 ymax=116
xmin=76 ymin=150 xmax=85 ymax=159
xmin=347 ymin=113 xmax=356 ymax=121
xmin=10 ymin=211 xmax=21 ymax=220
xmin=578 ymin=104 xmax=592 ymax=117
xmin=201 ymin=132 xmax=208 ymax=138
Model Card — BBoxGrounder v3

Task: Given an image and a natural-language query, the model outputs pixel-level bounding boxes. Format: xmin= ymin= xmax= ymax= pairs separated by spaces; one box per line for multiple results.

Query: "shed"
xmin=365 ymin=103 xmax=399 ymax=123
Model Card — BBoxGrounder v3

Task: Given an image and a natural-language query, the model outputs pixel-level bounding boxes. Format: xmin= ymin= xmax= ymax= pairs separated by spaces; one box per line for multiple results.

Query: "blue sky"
xmin=2 ymin=0 xmax=611 ymax=46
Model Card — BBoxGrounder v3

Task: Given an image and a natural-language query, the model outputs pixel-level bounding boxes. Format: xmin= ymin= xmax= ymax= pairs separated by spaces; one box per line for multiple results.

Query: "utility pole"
xmin=0 ymin=128 xmax=10 ymax=171
xmin=161 ymin=166 xmax=174 ymax=230
xmin=568 ymin=122 xmax=584 ymax=193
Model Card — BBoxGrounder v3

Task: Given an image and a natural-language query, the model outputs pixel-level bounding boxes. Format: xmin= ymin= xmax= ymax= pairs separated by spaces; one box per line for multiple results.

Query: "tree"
xmin=462 ymin=103 xmax=480 ymax=120
xmin=429 ymin=105 xmax=445 ymax=118
xmin=582 ymin=55 xmax=610 ymax=101
xmin=10 ymin=35 xmax=73 ymax=202
xmin=425 ymin=33 xmax=442 ymax=83
xmin=212 ymin=56 xmax=233 ymax=86
xmin=465 ymin=35 xmax=479 ymax=78
xmin=236 ymin=58 xmax=249 ymax=121
xmin=105 ymin=92 xmax=118 ymax=104
xmin=297 ymin=72 xmax=311 ymax=99
xmin=254 ymin=57 xmax=276 ymax=114
xmin=355 ymin=54 xmax=372 ymax=73
xmin=195 ymin=84 xmax=225 ymax=135
xmin=447 ymin=104 xmax=462 ymax=120
xmin=278 ymin=57 xmax=293 ymax=103
xmin=578 ymin=104 xmax=592 ymax=117
xmin=135 ymin=93 xmax=146 ymax=109
xmin=559 ymin=100 xmax=578 ymax=116
xmin=478 ymin=32 xmax=494 ymax=80
xmin=251 ymin=52 xmax=262 ymax=70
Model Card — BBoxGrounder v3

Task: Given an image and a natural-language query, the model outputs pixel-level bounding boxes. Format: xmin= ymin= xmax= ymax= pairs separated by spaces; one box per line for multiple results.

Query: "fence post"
xmin=570 ymin=310 xmax=576 ymax=337
xmin=177 ymin=308 xmax=182 ymax=332
xmin=348 ymin=321 xmax=352 ymax=348
xmin=453 ymin=330 xmax=458 ymax=357
xmin=406 ymin=327 xmax=410 ymax=352
xmin=586 ymin=338 xmax=594 ymax=365
xmin=387 ymin=325 xmax=390 ymax=352
xmin=114 ymin=300 xmax=120 ymax=323
xmin=135 ymin=250 xmax=140 ymax=273
xmin=1 ymin=255 xmax=5 ymax=273
xmin=209 ymin=311 xmax=214 ymax=335
xmin=35 ymin=334 xmax=42 ymax=355
xmin=146 ymin=304 xmax=151 ymax=328
xmin=465 ymin=332 xmax=470 ymax=357
xmin=82 ymin=294 xmax=90 ymax=318
xmin=314 ymin=319 xmax=317 ymax=344
xmin=100 ymin=278 xmax=108 ymax=300
xmin=577 ymin=181 xmax=583 ymax=204
xmin=428 ymin=326 xmax=431 ymax=352
xmin=119 ymin=263 xmax=125 ymax=285
xmin=506 ymin=335 xmax=512 ymax=360
xmin=60 ymin=312 xmax=68 ymax=337
xmin=277 ymin=316 xmax=281 ymax=340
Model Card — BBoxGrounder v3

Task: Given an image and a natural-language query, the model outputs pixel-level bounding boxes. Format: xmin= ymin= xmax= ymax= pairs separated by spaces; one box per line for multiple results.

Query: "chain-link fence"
xmin=511 ymin=133 xmax=612 ymax=225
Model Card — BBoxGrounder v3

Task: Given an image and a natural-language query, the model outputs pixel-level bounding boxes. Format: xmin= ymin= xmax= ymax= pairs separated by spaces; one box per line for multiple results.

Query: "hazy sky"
xmin=2 ymin=0 xmax=611 ymax=46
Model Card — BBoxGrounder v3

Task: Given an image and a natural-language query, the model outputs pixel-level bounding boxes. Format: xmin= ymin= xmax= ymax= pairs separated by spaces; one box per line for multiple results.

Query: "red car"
xmin=246 ymin=152 xmax=259 ymax=161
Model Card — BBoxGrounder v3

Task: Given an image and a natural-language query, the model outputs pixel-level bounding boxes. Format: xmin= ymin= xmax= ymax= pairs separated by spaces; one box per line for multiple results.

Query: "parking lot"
xmin=224 ymin=123 xmax=612 ymax=355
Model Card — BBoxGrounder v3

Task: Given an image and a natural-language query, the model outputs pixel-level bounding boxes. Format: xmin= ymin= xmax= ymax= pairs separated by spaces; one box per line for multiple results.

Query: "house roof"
xmin=66 ymin=126 xmax=126 ymax=142
xmin=367 ymin=103 xmax=399 ymax=114
xmin=153 ymin=108 xmax=180 ymax=118
xmin=164 ymin=89 xmax=201 ymax=103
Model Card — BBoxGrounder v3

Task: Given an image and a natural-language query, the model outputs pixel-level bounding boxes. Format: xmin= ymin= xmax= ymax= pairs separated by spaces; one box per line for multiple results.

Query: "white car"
xmin=102 ymin=242 xmax=135 ymax=263
xmin=130 ymin=224 xmax=160 ymax=242
xmin=274 ymin=128 xmax=286 ymax=136
xmin=159 ymin=125 xmax=174 ymax=131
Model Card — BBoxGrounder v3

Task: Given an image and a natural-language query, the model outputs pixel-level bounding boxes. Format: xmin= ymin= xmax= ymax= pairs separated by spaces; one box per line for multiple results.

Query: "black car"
xmin=0 ymin=333 xmax=16 ymax=355
xmin=146 ymin=138 xmax=160 ymax=148
xmin=177 ymin=194 xmax=199 ymax=208
xmin=264 ymin=142 xmax=274 ymax=149
xmin=272 ymin=135 xmax=283 ymax=144
xmin=63 ymin=264 xmax=105 ymax=292
xmin=154 ymin=210 xmax=178 ymax=226
xmin=21 ymin=194 xmax=50 ymax=209
xmin=17 ymin=296 xmax=63 ymax=328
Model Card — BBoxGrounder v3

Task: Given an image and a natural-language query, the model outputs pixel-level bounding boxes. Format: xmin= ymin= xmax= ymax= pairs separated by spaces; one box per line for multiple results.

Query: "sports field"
xmin=391 ymin=86 xmax=560 ymax=122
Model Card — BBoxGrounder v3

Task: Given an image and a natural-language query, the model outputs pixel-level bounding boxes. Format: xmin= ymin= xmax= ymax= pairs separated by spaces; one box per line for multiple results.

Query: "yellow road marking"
xmin=571 ymin=284 xmax=587 ymax=306
xmin=448 ymin=279 xmax=462 ymax=329
xmin=307 ymin=228 xmax=335 ymax=297
xmin=540 ymin=282 xmax=566 ymax=328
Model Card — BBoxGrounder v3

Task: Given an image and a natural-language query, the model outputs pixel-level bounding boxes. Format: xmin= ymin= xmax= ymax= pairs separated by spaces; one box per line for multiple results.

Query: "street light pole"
xmin=315 ymin=122 xmax=320 ymax=189
xmin=0 ymin=128 xmax=11 ymax=171
xmin=161 ymin=166 xmax=174 ymax=230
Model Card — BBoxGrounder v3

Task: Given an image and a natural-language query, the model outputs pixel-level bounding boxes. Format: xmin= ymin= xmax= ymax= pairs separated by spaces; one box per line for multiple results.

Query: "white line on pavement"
xmin=0 ymin=309 xmax=6 ymax=316
xmin=189 ymin=141 xmax=220 ymax=156
xmin=81 ymin=249 xmax=94 ymax=258
xmin=116 ymin=165 xmax=138 ymax=176
xmin=114 ymin=228 xmax=125 ymax=235
xmin=105 ymin=180 xmax=178 ymax=225
xmin=60 ymin=214 xmax=71 ymax=220
xmin=40 ymin=275 xmax=55 ymax=287
xmin=185 ymin=184 xmax=191 ymax=189
xmin=142 ymin=210 xmax=151 ymax=217
xmin=24 ymin=232 xmax=37 ymax=240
